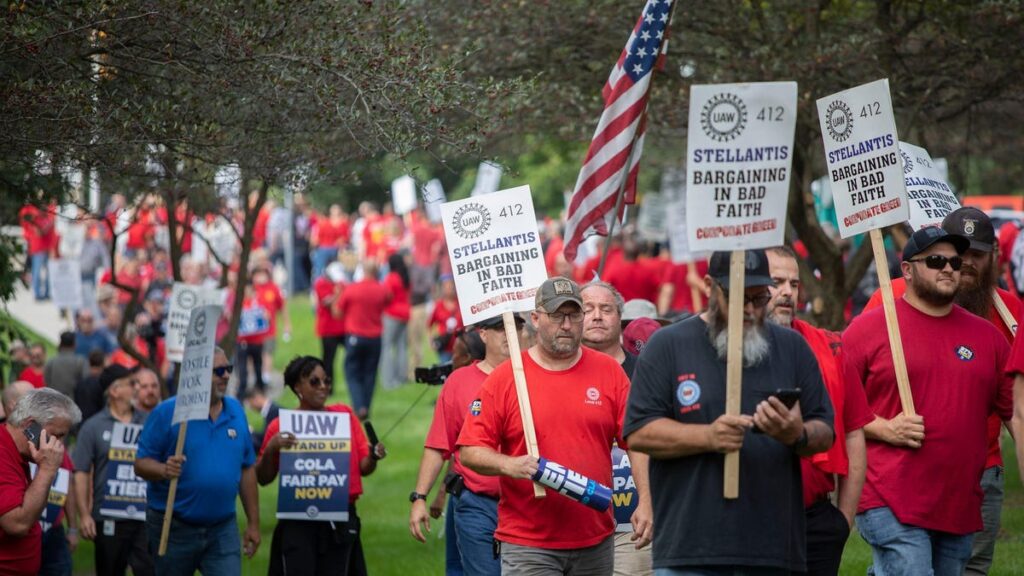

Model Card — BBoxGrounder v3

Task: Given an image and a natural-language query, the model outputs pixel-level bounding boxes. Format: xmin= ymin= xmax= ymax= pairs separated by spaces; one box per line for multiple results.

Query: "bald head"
xmin=2 ymin=381 xmax=35 ymax=417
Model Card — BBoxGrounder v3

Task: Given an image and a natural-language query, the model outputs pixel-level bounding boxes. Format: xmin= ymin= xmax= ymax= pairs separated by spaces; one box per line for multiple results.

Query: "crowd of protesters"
xmin=5 ymin=191 xmax=1024 ymax=576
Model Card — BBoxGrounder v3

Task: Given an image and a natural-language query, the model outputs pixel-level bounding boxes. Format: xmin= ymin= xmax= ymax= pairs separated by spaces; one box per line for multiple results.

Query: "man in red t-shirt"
xmin=657 ymin=259 xmax=709 ymax=317
xmin=409 ymin=314 xmax=523 ymax=575
xmin=1005 ymin=305 xmax=1024 ymax=493
xmin=0 ymin=388 xmax=80 ymax=576
xmin=458 ymin=277 xmax=631 ymax=573
xmin=844 ymin=227 xmax=1014 ymax=575
xmin=337 ymin=261 xmax=392 ymax=418
xmin=766 ymin=246 xmax=873 ymax=575
xmin=18 ymin=344 xmax=47 ymax=389
xmin=864 ymin=208 xmax=1021 ymax=574
xmin=19 ymin=204 xmax=56 ymax=301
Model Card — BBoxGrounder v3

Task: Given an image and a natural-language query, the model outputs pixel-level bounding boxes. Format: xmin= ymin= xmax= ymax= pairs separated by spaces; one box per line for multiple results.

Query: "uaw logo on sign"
xmin=955 ymin=345 xmax=974 ymax=361
xmin=177 ymin=288 xmax=197 ymax=309
xmin=451 ymin=202 xmax=491 ymax=239
xmin=901 ymin=150 xmax=913 ymax=175
xmin=193 ymin=310 xmax=207 ymax=337
xmin=701 ymin=93 xmax=747 ymax=142
xmin=306 ymin=505 xmax=320 ymax=519
xmin=825 ymin=100 xmax=854 ymax=142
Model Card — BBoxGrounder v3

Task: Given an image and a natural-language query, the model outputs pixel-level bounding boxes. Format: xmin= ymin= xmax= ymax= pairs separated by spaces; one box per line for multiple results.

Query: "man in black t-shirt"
xmin=623 ymin=249 xmax=834 ymax=574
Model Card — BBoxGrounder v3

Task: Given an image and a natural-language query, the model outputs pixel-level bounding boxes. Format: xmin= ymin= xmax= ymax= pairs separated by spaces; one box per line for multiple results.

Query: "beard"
xmin=911 ymin=275 xmax=958 ymax=307
xmin=954 ymin=259 xmax=996 ymax=317
xmin=540 ymin=328 xmax=581 ymax=358
xmin=706 ymin=299 xmax=771 ymax=367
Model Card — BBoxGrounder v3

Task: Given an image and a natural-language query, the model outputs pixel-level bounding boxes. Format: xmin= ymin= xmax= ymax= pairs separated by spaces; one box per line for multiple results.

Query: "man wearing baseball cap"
xmin=845 ymin=226 xmax=1016 ymax=575
xmin=624 ymin=249 xmax=835 ymax=573
xmin=459 ymin=277 xmax=633 ymax=574
xmin=863 ymin=208 xmax=1022 ymax=574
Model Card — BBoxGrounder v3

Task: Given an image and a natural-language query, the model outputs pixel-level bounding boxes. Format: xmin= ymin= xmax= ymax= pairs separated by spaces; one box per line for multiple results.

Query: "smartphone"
xmin=23 ymin=422 xmax=43 ymax=449
xmin=772 ymin=388 xmax=802 ymax=409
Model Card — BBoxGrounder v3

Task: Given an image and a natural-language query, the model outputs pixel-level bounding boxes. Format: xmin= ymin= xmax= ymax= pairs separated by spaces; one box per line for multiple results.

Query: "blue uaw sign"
xmin=29 ymin=464 xmax=70 ymax=532
xmin=100 ymin=423 xmax=147 ymax=520
xmin=277 ymin=409 xmax=351 ymax=522
xmin=611 ymin=446 xmax=638 ymax=532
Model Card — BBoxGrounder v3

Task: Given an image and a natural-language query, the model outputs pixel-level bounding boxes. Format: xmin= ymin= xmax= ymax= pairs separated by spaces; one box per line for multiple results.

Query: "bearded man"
xmin=624 ymin=249 xmax=834 ymax=574
xmin=846 ymin=227 xmax=1015 ymax=576
xmin=864 ymin=207 xmax=1021 ymax=575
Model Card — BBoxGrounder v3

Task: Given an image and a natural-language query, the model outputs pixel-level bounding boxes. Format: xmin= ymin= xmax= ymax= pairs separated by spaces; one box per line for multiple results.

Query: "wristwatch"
xmin=409 ymin=491 xmax=428 ymax=503
xmin=790 ymin=427 xmax=809 ymax=451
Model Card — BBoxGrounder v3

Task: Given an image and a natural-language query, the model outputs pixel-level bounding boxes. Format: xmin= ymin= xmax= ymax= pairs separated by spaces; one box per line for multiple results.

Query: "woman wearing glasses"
xmin=256 ymin=355 xmax=386 ymax=575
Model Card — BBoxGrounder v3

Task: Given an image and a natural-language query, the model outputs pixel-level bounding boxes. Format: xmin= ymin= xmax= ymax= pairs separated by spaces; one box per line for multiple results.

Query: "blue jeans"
xmin=445 ymin=496 xmax=464 ymax=576
xmin=453 ymin=490 xmax=500 ymax=576
xmin=344 ymin=335 xmax=381 ymax=416
xmin=31 ymin=252 xmax=49 ymax=300
xmin=146 ymin=509 xmax=241 ymax=576
xmin=966 ymin=466 xmax=1004 ymax=575
xmin=857 ymin=507 xmax=973 ymax=576
xmin=312 ymin=247 xmax=339 ymax=283
xmin=39 ymin=524 xmax=72 ymax=576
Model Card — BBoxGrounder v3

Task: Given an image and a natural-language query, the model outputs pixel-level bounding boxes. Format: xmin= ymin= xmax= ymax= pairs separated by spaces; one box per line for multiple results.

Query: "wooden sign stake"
xmin=869 ymin=228 xmax=915 ymax=415
xmin=992 ymin=289 xmax=1018 ymax=336
xmin=158 ymin=421 xmax=188 ymax=556
xmin=503 ymin=311 xmax=546 ymax=498
xmin=724 ymin=250 xmax=745 ymax=499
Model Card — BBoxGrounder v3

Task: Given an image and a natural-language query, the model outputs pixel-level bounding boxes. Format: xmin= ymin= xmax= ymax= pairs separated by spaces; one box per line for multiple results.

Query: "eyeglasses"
xmin=307 ymin=376 xmax=331 ymax=389
xmin=212 ymin=365 xmax=234 ymax=377
xmin=907 ymin=254 xmax=963 ymax=271
xmin=722 ymin=289 xmax=772 ymax=308
xmin=543 ymin=311 xmax=584 ymax=324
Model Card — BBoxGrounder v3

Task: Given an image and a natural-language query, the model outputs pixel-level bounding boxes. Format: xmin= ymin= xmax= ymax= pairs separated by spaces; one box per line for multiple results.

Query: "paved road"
xmin=3 ymin=282 xmax=68 ymax=344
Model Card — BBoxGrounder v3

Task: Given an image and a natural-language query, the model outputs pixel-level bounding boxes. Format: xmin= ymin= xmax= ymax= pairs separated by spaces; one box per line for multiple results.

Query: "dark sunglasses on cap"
xmin=213 ymin=365 xmax=234 ymax=377
xmin=907 ymin=254 xmax=963 ymax=271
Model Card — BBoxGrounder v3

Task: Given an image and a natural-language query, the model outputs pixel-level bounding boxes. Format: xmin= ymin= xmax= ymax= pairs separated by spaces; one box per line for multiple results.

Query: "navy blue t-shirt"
xmin=623 ymin=315 xmax=833 ymax=572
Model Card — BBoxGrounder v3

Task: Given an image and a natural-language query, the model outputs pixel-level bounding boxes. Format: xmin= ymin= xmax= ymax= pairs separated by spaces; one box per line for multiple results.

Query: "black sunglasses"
xmin=307 ymin=376 xmax=331 ymax=389
xmin=213 ymin=365 xmax=234 ymax=377
xmin=721 ymin=289 xmax=772 ymax=308
xmin=907 ymin=254 xmax=963 ymax=271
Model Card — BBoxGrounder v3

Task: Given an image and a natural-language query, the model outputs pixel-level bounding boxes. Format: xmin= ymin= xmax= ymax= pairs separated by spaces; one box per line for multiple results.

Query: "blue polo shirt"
xmin=137 ymin=396 xmax=255 ymax=524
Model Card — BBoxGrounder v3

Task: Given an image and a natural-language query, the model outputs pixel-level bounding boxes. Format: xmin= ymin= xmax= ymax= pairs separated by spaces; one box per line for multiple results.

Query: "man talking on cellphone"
xmin=0 ymin=388 xmax=82 ymax=575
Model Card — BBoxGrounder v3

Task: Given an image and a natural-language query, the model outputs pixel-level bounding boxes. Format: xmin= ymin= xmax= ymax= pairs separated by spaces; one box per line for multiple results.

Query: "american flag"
xmin=563 ymin=0 xmax=673 ymax=262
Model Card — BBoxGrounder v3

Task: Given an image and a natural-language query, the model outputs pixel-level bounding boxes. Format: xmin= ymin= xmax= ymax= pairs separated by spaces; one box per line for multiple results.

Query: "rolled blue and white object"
xmin=531 ymin=457 xmax=612 ymax=512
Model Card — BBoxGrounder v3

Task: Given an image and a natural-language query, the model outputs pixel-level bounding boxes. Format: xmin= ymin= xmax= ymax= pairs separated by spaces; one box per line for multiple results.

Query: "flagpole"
xmin=596 ymin=134 xmax=641 ymax=278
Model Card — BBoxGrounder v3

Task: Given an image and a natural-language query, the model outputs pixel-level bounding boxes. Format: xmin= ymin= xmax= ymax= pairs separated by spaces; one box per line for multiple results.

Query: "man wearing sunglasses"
xmin=459 ymin=277 xmax=633 ymax=574
xmin=135 ymin=347 xmax=261 ymax=575
xmin=844 ymin=226 xmax=1015 ymax=576
xmin=863 ymin=207 xmax=1022 ymax=574
xmin=623 ymin=249 xmax=834 ymax=574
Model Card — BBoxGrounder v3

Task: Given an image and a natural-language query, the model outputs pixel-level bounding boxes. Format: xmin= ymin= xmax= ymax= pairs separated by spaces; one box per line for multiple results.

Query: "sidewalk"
xmin=3 ymin=282 xmax=68 ymax=344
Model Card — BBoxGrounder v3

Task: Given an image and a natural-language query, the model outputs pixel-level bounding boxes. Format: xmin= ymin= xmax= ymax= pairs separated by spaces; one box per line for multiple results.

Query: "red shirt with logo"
xmin=843 ymin=300 xmax=1013 ymax=534
xmin=865 ymin=279 xmax=1020 ymax=469
xmin=457 ymin=347 xmax=630 ymax=549
xmin=0 ymin=425 xmax=42 ymax=575
xmin=313 ymin=277 xmax=345 ymax=338
xmin=260 ymin=404 xmax=370 ymax=502
xmin=338 ymin=279 xmax=391 ymax=338
xmin=424 ymin=363 xmax=500 ymax=498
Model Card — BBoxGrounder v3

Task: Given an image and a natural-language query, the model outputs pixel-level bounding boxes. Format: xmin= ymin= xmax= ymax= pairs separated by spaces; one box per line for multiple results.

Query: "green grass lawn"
xmin=69 ymin=295 xmax=1024 ymax=574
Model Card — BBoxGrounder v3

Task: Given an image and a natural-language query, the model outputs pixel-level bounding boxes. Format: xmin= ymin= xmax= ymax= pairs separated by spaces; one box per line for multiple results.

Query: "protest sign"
xmin=610 ymin=445 xmax=638 ymax=533
xmin=167 ymin=283 xmax=224 ymax=362
xmin=48 ymin=259 xmax=82 ymax=310
xmin=29 ymin=463 xmax=69 ymax=532
xmin=172 ymin=305 xmax=220 ymax=425
xmin=441 ymin=185 xmax=548 ymax=498
xmin=686 ymin=82 xmax=797 ymax=252
xmin=99 ymin=423 xmax=147 ymax=520
xmin=391 ymin=175 xmax=418 ymax=215
xmin=818 ymin=79 xmax=914 ymax=416
xmin=276 ymin=409 xmax=351 ymax=521
xmin=817 ymin=79 xmax=908 ymax=239
xmin=422 ymin=179 xmax=446 ymax=223
xmin=441 ymin=185 xmax=547 ymax=325
xmin=900 ymin=142 xmax=960 ymax=230
xmin=637 ymin=192 xmax=668 ymax=243
xmin=470 ymin=161 xmax=503 ymax=196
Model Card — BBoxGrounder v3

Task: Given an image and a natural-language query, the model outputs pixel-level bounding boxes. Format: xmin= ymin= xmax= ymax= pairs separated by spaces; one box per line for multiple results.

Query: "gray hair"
xmin=580 ymin=280 xmax=625 ymax=315
xmin=8 ymin=388 xmax=82 ymax=428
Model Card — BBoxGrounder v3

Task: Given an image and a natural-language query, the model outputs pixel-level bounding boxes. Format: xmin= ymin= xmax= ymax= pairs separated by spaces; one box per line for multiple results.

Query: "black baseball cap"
xmin=707 ymin=250 xmax=773 ymax=290
xmin=99 ymin=364 xmax=133 ymax=395
xmin=901 ymin=226 xmax=970 ymax=262
xmin=941 ymin=207 xmax=994 ymax=252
